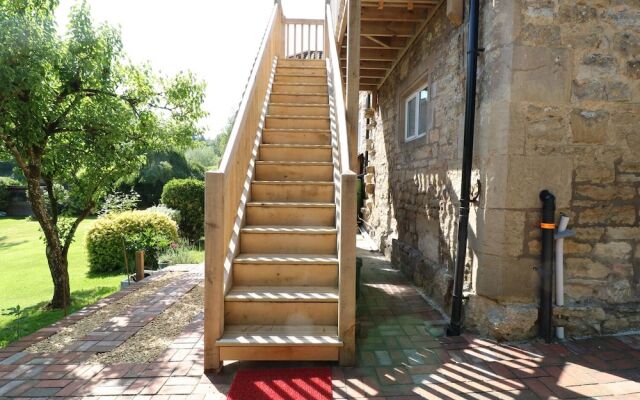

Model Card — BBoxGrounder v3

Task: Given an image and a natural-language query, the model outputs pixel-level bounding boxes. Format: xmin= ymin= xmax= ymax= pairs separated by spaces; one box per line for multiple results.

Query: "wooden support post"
xmin=135 ymin=251 xmax=144 ymax=281
xmin=338 ymin=172 xmax=357 ymax=366
xmin=346 ymin=0 xmax=361 ymax=172
xmin=447 ymin=0 xmax=464 ymax=27
xmin=204 ymin=171 xmax=225 ymax=372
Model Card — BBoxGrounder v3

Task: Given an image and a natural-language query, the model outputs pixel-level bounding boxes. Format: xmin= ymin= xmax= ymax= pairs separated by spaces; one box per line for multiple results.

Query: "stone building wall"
xmin=363 ymin=0 xmax=640 ymax=339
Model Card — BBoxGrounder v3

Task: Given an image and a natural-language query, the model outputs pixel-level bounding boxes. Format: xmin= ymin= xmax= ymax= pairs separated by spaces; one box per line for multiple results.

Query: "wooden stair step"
xmin=269 ymin=103 xmax=329 ymax=117
xmin=260 ymin=144 xmax=331 ymax=149
xmin=245 ymin=201 xmax=335 ymax=226
xmin=256 ymin=161 xmax=332 ymax=166
xmin=233 ymin=254 xmax=338 ymax=286
xmin=255 ymin=161 xmax=333 ymax=181
xmin=247 ymin=201 xmax=334 ymax=208
xmin=241 ymin=225 xmax=336 ymax=234
xmin=216 ymin=325 xmax=341 ymax=346
xmin=270 ymin=92 xmax=328 ymax=104
xmin=239 ymin=225 xmax=337 ymax=254
xmin=234 ymin=253 xmax=338 ymax=264
xmin=262 ymin=129 xmax=331 ymax=145
xmin=251 ymin=180 xmax=334 ymax=202
xmin=265 ymin=115 xmax=330 ymax=130
xmin=226 ymin=286 xmax=338 ymax=302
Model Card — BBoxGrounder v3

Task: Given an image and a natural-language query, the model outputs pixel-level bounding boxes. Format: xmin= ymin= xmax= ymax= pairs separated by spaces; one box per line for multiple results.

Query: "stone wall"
xmin=363 ymin=0 xmax=640 ymax=339
xmin=508 ymin=0 xmax=640 ymax=336
xmin=362 ymin=2 xmax=469 ymax=310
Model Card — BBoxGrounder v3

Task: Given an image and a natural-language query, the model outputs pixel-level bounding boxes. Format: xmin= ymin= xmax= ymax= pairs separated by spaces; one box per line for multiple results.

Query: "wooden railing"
xmin=284 ymin=18 xmax=324 ymax=59
xmin=204 ymin=1 xmax=283 ymax=371
xmin=325 ymin=3 xmax=357 ymax=366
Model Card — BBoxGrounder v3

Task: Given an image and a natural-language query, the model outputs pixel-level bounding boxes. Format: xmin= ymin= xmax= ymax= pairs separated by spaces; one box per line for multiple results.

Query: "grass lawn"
xmin=0 ymin=217 xmax=123 ymax=348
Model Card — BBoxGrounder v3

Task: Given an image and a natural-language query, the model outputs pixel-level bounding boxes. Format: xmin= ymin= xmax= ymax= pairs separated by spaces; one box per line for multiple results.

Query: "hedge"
xmin=0 ymin=177 xmax=19 ymax=211
xmin=161 ymin=178 xmax=204 ymax=242
xmin=86 ymin=210 xmax=178 ymax=273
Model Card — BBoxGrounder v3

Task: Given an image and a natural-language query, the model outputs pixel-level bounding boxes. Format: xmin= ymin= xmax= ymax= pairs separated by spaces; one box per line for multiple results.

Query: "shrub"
xmin=86 ymin=210 xmax=178 ymax=273
xmin=144 ymin=205 xmax=181 ymax=225
xmin=158 ymin=238 xmax=203 ymax=265
xmin=0 ymin=177 xmax=19 ymax=211
xmin=161 ymin=178 xmax=204 ymax=242
xmin=98 ymin=190 xmax=141 ymax=218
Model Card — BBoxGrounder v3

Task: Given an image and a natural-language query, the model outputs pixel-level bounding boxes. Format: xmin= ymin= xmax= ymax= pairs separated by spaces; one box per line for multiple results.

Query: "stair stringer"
xmin=220 ymin=56 xmax=279 ymax=296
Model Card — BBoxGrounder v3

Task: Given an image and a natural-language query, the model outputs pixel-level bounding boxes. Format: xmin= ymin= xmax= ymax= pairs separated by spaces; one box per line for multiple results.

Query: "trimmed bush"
xmin=161 ymin=178 xmax=204 ymax=242
xmin=86 ymin=210 xmax=178 ymax=273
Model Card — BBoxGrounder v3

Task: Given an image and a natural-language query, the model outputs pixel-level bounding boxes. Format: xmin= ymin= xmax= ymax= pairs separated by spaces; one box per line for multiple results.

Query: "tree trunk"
xmin=47 ymin=243 xmax=71 ymax=309
xmin=25 ymin=171 xmax=71 ymax=309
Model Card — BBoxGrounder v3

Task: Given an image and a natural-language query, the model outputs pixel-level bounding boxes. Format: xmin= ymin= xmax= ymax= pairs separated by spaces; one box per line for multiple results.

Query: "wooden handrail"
xmin=325 ymin=2 xmax=357 ymax=366
xmin=204 ymin=1 xmax=283 ymax=372
xmin=325 ymin=4 xmax=353 ymax=175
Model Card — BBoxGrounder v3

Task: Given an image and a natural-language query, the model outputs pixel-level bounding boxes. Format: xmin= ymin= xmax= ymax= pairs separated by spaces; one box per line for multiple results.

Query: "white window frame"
xmin=404 ymin=86 xmax=429 ymax=142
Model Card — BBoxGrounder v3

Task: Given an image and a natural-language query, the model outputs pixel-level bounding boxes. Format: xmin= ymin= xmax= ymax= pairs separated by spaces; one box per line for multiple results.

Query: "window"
xmin=404 ymin=86 xmax=429 ymax=141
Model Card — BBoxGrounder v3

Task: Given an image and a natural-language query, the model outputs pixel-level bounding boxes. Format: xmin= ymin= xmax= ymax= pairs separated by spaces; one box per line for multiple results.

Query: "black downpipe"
xmin=539 ymin=190 xmax=555 ymax=343
xmin=447 ymin=0 xmax=481 ymax=337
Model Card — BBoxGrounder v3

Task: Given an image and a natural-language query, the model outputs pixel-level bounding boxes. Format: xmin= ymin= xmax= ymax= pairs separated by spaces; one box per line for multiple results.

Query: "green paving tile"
xmin=374 ymin=350 xmax=392 ymax=366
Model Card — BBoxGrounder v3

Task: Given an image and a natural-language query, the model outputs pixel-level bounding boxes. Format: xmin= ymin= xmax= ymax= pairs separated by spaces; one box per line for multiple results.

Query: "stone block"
xmin=575 ymin=185 xmax=636 ymax=201
xmin=524 ymin=104 xmax=568 ymax=145
xmin=575 ymin=162 xmax=615 ymax=183
xmin=465 ymin=295 xmax=538 ymax=340
xmin=593 ymin=242 xmax=633 ymax=263
xmin=566 ymin=257 xmax=610 ymax=280
xmin=520 ymin=24 xmax=561 ymax=46
xmin=570 ymin=109 xmax=610 ymax=144
xmin=475 ymin=208 xmax=526 ymax=258
xmin=484 ymin=155 xmax=573 ymax=209
xmin=578 ymin=204 xmax=636 ymax=226
xmin=474 ymin=253 xmax=538 ymax=302
xmin=512 ymin=46 xmax=571 ymax=103
xmin=606 ymin=227 xmax=640 ymax=240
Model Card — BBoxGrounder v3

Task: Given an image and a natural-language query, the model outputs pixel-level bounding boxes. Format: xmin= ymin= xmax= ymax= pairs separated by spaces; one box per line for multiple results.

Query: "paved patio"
xmin=1 ymin=239 xmax=639 ymax=399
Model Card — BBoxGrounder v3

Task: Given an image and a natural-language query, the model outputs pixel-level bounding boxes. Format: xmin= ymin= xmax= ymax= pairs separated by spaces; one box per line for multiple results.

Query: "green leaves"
xmin=0 ymin=0 xmax=206 ymax=218
xmin=0 ymin=0 xmax=206 ymax=307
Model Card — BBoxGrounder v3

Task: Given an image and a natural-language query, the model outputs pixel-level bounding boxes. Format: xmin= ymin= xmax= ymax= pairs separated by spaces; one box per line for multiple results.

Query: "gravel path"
xmin=89 ymin=283 xmax=203 ymax=364
xmin=26 ymin=272 xmax=181 ymax=353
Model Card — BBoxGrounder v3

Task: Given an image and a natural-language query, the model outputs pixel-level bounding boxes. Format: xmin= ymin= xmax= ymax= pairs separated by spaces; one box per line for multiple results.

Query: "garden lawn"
xmin=0 ymin=217 xmax=122 ymax=347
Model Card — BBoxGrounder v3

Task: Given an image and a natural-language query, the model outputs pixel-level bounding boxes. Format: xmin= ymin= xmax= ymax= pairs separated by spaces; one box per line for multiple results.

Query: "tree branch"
xmin=43 ymin=175 xmax=58 ymax=225
xmin=63 ymin=201 xmax=94 ymax=256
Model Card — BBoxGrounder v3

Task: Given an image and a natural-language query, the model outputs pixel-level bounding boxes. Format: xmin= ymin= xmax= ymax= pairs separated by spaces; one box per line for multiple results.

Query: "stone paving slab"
xmin=0 ymin=253 xmax=639 ymax=399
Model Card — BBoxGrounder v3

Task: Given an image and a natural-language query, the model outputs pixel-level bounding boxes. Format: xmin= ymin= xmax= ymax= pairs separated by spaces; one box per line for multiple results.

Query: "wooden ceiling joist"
xmin=362 ymin=0 xmax=438 ymax=6
xmin=342 ymin=68 xmax=387 ymax=78
xmin=361 ymin=6 xmax=430 ymax=22
xmin=360 ymin=21 xmax=415 ymax=37
xmin=340 ymin=47 xmax=398 ymax=61
xmin=340 ymin=59 xmax=393 ymax=70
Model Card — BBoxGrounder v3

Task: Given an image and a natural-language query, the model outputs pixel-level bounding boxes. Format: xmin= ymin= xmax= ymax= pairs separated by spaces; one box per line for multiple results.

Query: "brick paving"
xmin=0 ymin=245 xmax=639 ymax=399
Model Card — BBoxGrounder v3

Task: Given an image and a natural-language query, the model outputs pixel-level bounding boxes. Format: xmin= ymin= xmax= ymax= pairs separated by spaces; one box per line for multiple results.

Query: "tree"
xmin=0 ymin=0 xmax=206 ymax=309
xmin=119 ymin=149 xmax=205 ymax=207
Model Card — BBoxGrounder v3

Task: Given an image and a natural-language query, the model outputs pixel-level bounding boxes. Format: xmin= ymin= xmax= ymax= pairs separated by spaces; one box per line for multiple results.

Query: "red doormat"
xmin=227 ymin=367 xmax=332 ymax=400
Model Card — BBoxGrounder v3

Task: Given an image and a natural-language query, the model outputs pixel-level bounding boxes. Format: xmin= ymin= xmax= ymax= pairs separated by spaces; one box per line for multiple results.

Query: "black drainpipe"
xmin=447 ymin=0 xmax=481 ymax=337
xmin=539 ymin=190 xmax=555 ymax=343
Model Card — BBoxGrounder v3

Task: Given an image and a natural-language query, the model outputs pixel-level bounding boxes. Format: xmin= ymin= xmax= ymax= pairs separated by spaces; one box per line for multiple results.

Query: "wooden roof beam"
xmin=342 ymin=68 xmax=387 ymax=78
xmin=340 ymin=59 xmax=393 ymax=70
xmin=340 ymin=47 xmax=398 ymax=61
xmin=361 ymin=6 xmax=431 ymax=22
xmin=360 ymin=21 xmax=415 ymax=37
xmin=363 ymin=0 xmax=439 ymax=6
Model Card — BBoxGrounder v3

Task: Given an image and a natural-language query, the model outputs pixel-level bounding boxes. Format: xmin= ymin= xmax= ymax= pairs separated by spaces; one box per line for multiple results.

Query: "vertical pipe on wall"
xmin=447 ymin=0 xmax=481 ymax=337
xmin=539 ymin=190 xmax=556 ymax=343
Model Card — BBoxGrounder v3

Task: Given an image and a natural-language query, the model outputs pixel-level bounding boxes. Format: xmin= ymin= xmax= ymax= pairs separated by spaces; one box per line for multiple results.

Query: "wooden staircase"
xmin=215 ymin=58 xmax=343 ymax=361
xmin=204 ymin=3 xmax=355 ymax=371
